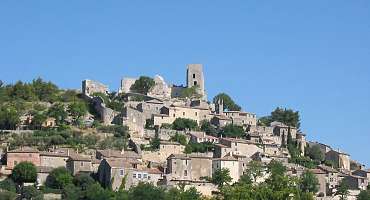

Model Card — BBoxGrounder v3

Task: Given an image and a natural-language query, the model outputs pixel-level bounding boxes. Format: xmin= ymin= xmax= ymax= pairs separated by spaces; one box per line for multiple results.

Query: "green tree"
xmin=21 ymin=186 xmax=43 ymax=200
xmin=166 ymin=184 xmax=202 ymax=200
xmin=0 ymin=105 xmax=20 ymax=130
xmin=337 ymin=180 xmax=350 ymax=200
xmin=32 ymin=77 xmax=59 ymax=102
xmin=0 ymin=178 xmax=17 ymax=192
xmin=213 ymin=93 xmax=241 ymax=111
xmin=48 ymin=103 xmax=68 ymax=125
xmin=357 ymin=190 xmax=370 ymax=200
xmin=31 ymin=112 xmax=47 ymax=130
xmin=46 ymin=167 xmax=73 ymax=189
xmin=0 ymin=190 xmax=17 ymax=200
xmin=271 ymin=107 xmax=301 ymax=128
xmin=244 ymin=161 xmax=264 ymax=183
xmin=68 ymin=101 xmax=87 ymax=124
xmin=221 ymin=124 xmax=245 ymax=138
xmin=73 ymin=173 xmax=95 ymax=191
xmin=306 ymin=145 xmax=324 ymax=162
xmin=300 ymin=170 xmax=319 ymax=193
xmin=172 ymin=118 xmax=198 ymax=131
xmin=212 ymin=168 xmax=232 ymax=188
xmin=11 ymin=162 xmax=37 ymax=184
xmin=180 ymin=86 xmax=202 ymax=99
xmin=130 ymin=76 xmax=155 ymax=94
xmin=170 ymin=133 xmax=187 ymax=145
xmin=62 ymin=184 xmax=81 ymax=200
xmin=149 ymin=129 xmax=161 ymax=150
xmin=85 ymin=183 xmax=114 ymax=200
xmin=200 ymin=120 xmax=218 ymax=136
xmin=128 ymin=182 xmax=166 ymax=200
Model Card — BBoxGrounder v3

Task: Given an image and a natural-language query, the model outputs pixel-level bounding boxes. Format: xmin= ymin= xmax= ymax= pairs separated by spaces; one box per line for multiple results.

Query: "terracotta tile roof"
xmin=97 ymin=150 xmax=140 ymax=159
xmin=310 ymin=169 xmax=325 ymax=174
xmin=68 ymin=154 xmax=92 ymax=162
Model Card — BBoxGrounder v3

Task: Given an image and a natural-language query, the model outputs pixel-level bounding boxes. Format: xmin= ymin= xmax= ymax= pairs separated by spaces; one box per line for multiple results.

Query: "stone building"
xmin=214 ymin=138 xmax=263 ymax=159
xmin=120 ymin=77 xmax=137 ymax=94
xmin=187 ymin=64 xmax=206 ymax=100
xmin=6 ymin=147 xmax=40 ymax=169
xmin=153 ymin=103 xmax=211 ymax=126
xmin=40 ymin=148 xmax=73 ymax=169
xmin=223 ymin=111 xmax=257 ymax=126
xmin=343 ymin=174 xmax=368 ymax=190
xmin=317 ymin=165 xmax=340 ymax=195
xmin=147 ymin=75 xmax=171 ymax=99
xmin=352 ymin=169 xmax=370 ymax=183
xmin=189 ymin=131 xmax=219 ymax=144
xmin=325 ymin=150 xmax=351 ymax=171
xmin=310 ymin=168 xmax=327 ymax=196
xmin=212 ymin=155 xmax=240 ymax=183
xmin=82 ymin=79 xmax=109 ymax=96
xmin=166 ymin=153 xmax=213 ymax=181
xmin=66 ymin=154 xmax=94 ymax=175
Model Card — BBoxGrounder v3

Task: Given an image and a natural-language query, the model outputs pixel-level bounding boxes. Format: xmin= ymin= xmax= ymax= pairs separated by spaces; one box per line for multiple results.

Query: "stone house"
xmin=40 ymin=148 xmax=73 ymax=169
xmin=310 ymin=168 xmax=327 ymax=196
xmin=343 ymin=174 xmax=368 ymax=190
xmin=66 ymin=154 xmax=93 ymax=175
xmin=317 ymin=165 xmax=340 ymax=195
xmin=210 ymin=114 xmax=232 ymax=127
xmin=127 ymin=167 xmax=163 ymax=188
xmin=37 ymin=166 xmax=53 ymax=186
xmin=352 ymin=169 xmax=370 ymax=183
xmin=212 ymin=155 xmax=240 ymax=183
xmin=223 ymin=111 xmax=257 ymax=126
xmin=119 ymin=77 xmax=137 ymax=94
xmin=153 ymin=104 xmax=211 ymax=126
xmin=42 ymin=117 xmax=57 ymax=128
xmin=325 ymin=150 xmax=350 ymax=171
xmin=214 ymin=138 xmax=263 ymax=158
xmin=166 ymin=153 xmax=213 ymax=181
xmin=6 ymin=147 xmax=40 ymax=169
xmin=96 ymin=149 xmax=141 ymax=161
xmin=189 ymin=131 xmax=219 ymax=144
xmin=98 ymin=159 xmax=128 ymax=191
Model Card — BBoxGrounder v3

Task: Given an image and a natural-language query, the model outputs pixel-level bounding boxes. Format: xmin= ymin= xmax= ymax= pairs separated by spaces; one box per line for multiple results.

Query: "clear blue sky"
xmin=1 ymin=1 xmax=369 ymax=166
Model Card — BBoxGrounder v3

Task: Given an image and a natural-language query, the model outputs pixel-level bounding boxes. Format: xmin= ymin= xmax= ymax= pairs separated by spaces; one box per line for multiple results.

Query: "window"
xmin=193 ymin=74 xmax=196 ymax=78
xmin=173 ymin=114 xmax=176 ymax=117
xmin=143 ymin=174 xmax=148 ymax=179
xmin=194 ymin=81 xmax=197 ymax=86
xmin=120 ymin=169 xmax=124 ymax=176
xmin=185 ymin=160 xmax=188 ymax=165
xmin=81 ymin=162 xmax=84 ymax=167
xmin=184 ymin=170 xmax=188 ymax=176
xmin=29 ymin=154 xmax=32 ymax=157
xmin=133 ymin=174 xmax=137 ymax=178
xmin=195 ymin=112 xmax=198 ymax=116
xmin=183 ymin=112 xmax=185 ymax=116
xmin=14 ymin=161 xmax=18 ymax=166
xmin=138 ymin=174 xmax=142 ymax=179
xmin=148 ymin=176 xmax=151 ymax=180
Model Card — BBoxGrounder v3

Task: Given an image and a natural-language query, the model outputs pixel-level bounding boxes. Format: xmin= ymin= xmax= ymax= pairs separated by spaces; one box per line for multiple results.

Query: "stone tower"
xmin=186 ymin=64 xmax=206 ymax=99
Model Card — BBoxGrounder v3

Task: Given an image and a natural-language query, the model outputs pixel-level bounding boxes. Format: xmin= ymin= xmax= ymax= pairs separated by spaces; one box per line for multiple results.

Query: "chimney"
xmin=121 ymin=148 xmax=125 ymax=155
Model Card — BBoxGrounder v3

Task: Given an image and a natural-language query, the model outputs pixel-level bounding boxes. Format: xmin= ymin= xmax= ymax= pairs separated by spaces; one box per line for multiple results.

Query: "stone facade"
xmin=325 ymin=150 xmax=350 ymax=171
xmin=186 ymin=64 xmax=206 ymax=100
xmin=214 ymin=138 xmax=263 ymax=158
xmin=212 ymin=155 xmax=240 ymax=183
xmin=120 ymin=77 xmax=137 ymax=93
xmin=66 ymin=154 xmax=93 ymax=175
xmin=6 ymin=147 xmax=40 ymax=169
xmin=82 ymin=79 xmax=109 ymax=96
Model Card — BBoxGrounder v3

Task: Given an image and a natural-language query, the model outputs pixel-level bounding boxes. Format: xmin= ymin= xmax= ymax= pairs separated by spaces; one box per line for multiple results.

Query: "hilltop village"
xmin=0 ymin=64 xmax=369 ymax=200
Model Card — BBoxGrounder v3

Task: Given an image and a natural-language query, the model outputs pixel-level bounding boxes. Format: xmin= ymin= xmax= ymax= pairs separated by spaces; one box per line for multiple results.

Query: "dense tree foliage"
xmin=11 ymin=162 xmax=37 ymax=184
xmin=357 ymin=189 xmax=370 ymax=200
xmin=211 ymin=168 xmax=232 ymax=188
xmin=172 ymin=118 xmax=198 ymax=131
xmin=68 ymin=101 xmax=88 ymax=124
xmin=48 ymin=103 xmax=68 ymax=125
xmin=337 ymin=180 xmax=350 ymax=200
xmin=305 ymin=145 xmax=324 ymax=162
xmin=213 ymin=93 xmax=241 ymax=111
xmin=300 ymin=170 xmax=319 ymax=193
xmin=200 ymin=120 xmax=218 ymax=136
xmin=0 ymin=105 xmax=20 ymax=129
xmin=21 ymin=185 xmax=43 ymax=200
xmin=258 ymin=107 xmax=301 ymax=128
xmin=170 ymin=133 xmax=187 ymax=145
xmin=220 ymin=124 xmax=245 ymax=138
xmin=46 ymin=167 xmax=73 ymax=189
xmin=185 ymin=141 xmax=214 ymax=154
xmin=130 ymin=76 xmax=155 ymax=95
xmin=180 ymin=86 xmax=202 ymax=99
